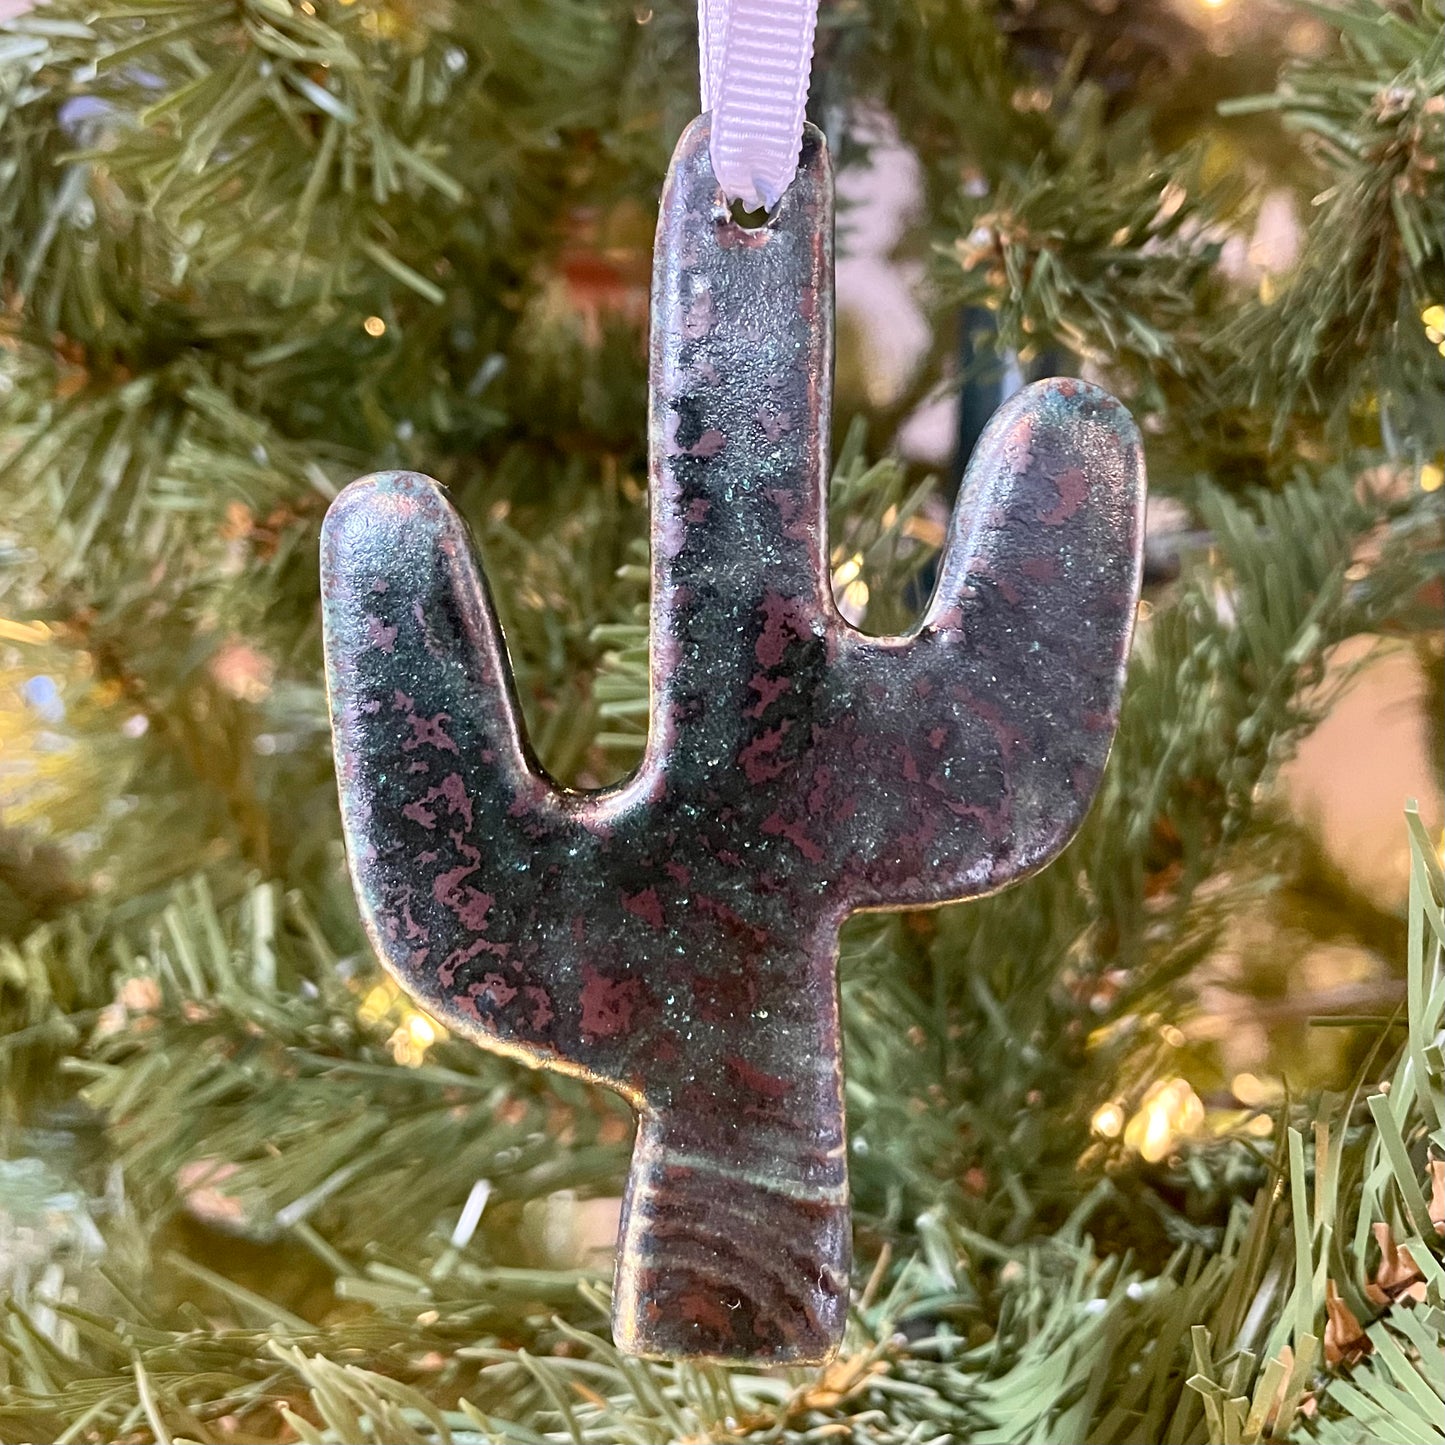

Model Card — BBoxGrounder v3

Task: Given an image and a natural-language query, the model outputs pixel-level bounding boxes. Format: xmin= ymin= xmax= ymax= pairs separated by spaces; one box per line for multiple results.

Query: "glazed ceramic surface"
xmin=322 ymin=116 xmax=1145 ymax=1363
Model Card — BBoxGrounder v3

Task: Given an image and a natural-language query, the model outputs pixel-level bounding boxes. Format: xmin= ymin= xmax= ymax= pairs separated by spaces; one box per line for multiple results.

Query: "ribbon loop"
xmin=700 ymin=0 xmax=820 ymax=212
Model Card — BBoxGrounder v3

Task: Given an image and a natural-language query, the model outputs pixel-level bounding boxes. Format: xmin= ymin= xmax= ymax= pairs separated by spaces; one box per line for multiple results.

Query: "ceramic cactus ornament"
xmin=321 ymin=116 xmax=1145 ymax=1364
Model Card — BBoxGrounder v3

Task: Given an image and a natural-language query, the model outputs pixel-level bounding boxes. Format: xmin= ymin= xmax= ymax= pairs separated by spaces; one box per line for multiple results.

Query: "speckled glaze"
xmin=321 ymin=116 xmax=1145 ymax=1365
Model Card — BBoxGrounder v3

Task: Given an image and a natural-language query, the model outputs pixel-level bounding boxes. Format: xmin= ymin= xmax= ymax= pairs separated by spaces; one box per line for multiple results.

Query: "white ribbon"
xmin=699 ymin=0 xmax=821 ymax=212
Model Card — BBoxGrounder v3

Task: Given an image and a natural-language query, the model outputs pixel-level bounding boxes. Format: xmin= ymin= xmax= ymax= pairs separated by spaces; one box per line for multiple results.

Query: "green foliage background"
xmin=0 ymin=1 xmax=1441 ymax=1441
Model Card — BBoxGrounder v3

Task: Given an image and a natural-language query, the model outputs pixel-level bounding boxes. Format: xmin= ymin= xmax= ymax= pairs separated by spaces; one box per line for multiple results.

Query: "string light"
xmin=356 ymin=978 xmax=447 ymax=1065
xmin=358 ymin=982 xmax=394 ymax=1026
xmin=1091 ymin=1101 xmax=1126 ymax=1138
xmin=833 ymin=553 xmax=870 ymax=620
xmin=1231 ymin=1071 xmax=1282 ymax=1107
xmin=363 ymin=315 xmax=387 ymax=337
xmin=1122 ymin=1077 xmax=1205 ymax=1162
xmin=1420 ymin=463 xmax=1443 ymax=494
xmin=1423 ymin=304 xmax=1445 ymax=357
xmin=389 ymin=1010 xmax=442 ymax=1066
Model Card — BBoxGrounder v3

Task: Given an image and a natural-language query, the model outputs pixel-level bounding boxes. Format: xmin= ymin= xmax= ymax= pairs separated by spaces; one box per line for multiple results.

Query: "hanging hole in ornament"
xmin=726 ymin=196 xmax=771 ymax=230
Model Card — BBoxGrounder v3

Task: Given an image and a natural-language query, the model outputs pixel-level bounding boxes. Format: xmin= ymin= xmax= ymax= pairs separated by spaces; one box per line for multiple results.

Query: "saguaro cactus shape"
xmin=321 ymin=116 xmax=1145 ymax=1364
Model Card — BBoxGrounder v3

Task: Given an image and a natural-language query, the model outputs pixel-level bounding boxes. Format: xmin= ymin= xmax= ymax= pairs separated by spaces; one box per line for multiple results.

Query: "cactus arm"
xmin=321 ymin=474 xmax=650 ymax=1093
xmin=834 ymin=378 xmax=1146 ymax=908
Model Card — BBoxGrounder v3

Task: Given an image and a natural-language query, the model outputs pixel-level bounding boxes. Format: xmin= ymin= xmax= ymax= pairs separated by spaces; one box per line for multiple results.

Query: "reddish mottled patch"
xmin=765 ymin=488 xmax=811 ymax=542
xmin=664 ymin=861 xmax=691 ymax=887
xmin=524 ymin=986 xmax=555 ymax=1031
xmin=761 ymin=811 xmax=824 ymax=862
xmin=1021 ymin=556 xmax=1059 ymax=582
xmin=433 ymin=772 xmax=473 ymax=828
xmin=725 ymin=1054 xmax=794 ymax=1099
xmin=748 ymin=672 xmax=791 ymax=716
xmin=682 ymin=291 xmax=714 ymax=340
xmin=901 ymin=749 xmax=920 ymax=783
xmin=678 ymin=1288 xmax=737 ymax=1337
xmin=365 ymin=615 xmax=398 ymax=653
xmin=412 ymin=600 xmax=442 ymax=657
xmin=914 ymin=676 xmax=933 ymax=698
xmin=739 ymin=724 xmax=790 ymax=782
xmin=433 ymin=866 xmax=493 ymax=931
xmin=474 ymin=973 xmax=518 ymax=1010
xmin=697 ymin=960 xmax=758 ymax=1025
xmin=371 ymin=578 xmax=388 ymax=593
xmin=891 ymin=816 xmax=940 ymax=856
xmin=402 ymin=709 xmax=458 ymax=755
xmin=1082 ymin=709 xmax=1115 ymax=732
xmin=400 ymin=902 xmax=429 ymax=942
xmin=928 ymin=726 xmax=948 ymax=750
xmin=685 ymin=497 xmax=711 ymax=523
xmin=1000 ymin=416 xmax=1036 ymax=476
xmin=622 ymin=887 xmax=665 ymax=930
xmin=945 ymin=796 xmax=1012 ymax=842
xmin=962 ymin=692 xmax=1026 ymax=760
xmin=695 ymin=895 xmax=768 ymax=949
xmin=805 ymin=766 xmax=832 ymax=815
xmin=755 ymin=592 xmax=809 ymax=668
xmin=403 ymin=800 xmax=437 ymax=829
xmin=1040 ymin=466 xmax=1088 ymax=526
xmin=759 ymin=409 xmax=791 ymax=441
xmin=437 ymin=937 xmax=491 ymax=988
xmin=579 ymin=966 xmax=647 ymax=1040
xmin=407 ymin=760 xmax=428 ymax=773
xmin=685 ymin=428 xmax=726 ymax=458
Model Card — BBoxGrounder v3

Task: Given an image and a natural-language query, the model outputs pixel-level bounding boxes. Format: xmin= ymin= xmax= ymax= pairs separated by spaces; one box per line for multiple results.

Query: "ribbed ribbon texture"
xmin=699 ymin=0 xmax=820 ymax=211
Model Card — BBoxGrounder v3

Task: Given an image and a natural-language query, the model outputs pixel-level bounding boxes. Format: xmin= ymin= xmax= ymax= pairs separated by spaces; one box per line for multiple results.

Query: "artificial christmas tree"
xmin=0 ymin=1 xmax=1441 ymax=1441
